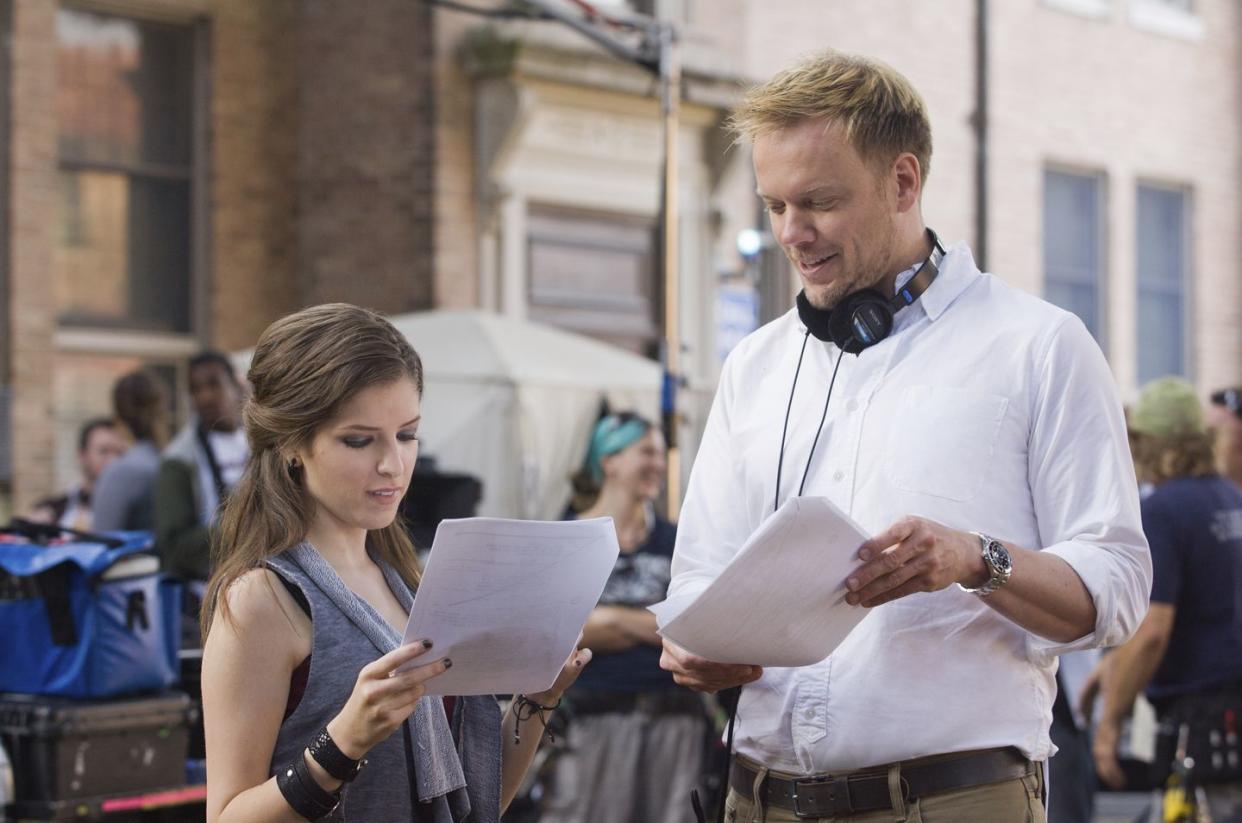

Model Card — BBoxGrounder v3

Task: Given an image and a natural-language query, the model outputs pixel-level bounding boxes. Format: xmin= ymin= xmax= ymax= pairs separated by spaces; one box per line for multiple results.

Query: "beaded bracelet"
xmin=276 ymin=753 xmax=340 ymax=820
xmin=512 ymin=694 xmax=562 ymax=745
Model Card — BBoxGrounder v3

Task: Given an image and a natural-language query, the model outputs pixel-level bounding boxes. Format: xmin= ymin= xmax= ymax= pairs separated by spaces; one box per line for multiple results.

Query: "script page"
xmin=649 ymin=496 xmax=873 ymax=667
xmin=400 ymin=516 xmax=619 ymax=696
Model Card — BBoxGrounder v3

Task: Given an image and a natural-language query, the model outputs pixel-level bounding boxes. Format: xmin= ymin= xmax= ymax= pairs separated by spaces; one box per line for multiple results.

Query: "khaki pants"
xmin=723 ymin=757 xmax=1046 ymax=823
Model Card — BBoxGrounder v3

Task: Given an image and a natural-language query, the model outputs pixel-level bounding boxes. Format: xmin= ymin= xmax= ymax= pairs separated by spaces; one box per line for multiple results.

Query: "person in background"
xmin=26 ymin=418 xmax=125 ymax=530
xmin=1049 ymin=648 xmax=1100 ymax=823
xmin=1085 ymin=377 xmax=1242 ymax=822
xmin=156 ymin=351 xmax=248 ymax=582
xmin=1208 ymin=387 xmax=1242 ymax=489
xmin=93 ymin=370 xmax=169 ymax=532
xmin=540 ymin=411 xmax=707 ymax=823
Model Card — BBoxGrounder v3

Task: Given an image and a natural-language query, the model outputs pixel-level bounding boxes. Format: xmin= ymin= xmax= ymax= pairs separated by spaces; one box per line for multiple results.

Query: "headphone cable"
xmin=774 ymin=332 xmax=846 ymax=510
xmin=773 ymin=330 xmax=812 ymax=512
xmin=798 ymin=350 xmax=845 ymax=496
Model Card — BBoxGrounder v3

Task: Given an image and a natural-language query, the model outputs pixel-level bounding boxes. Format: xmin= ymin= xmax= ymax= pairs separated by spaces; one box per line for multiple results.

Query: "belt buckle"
xmin=791 ymin=774 xmax=851 ymax=819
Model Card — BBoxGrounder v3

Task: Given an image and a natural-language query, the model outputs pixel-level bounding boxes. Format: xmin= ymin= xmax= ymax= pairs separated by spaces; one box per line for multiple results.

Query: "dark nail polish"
xmin=443 ymin=658 xmax=453 ymax=669
xmin=422 ymin=639 xmax=433 ymax=650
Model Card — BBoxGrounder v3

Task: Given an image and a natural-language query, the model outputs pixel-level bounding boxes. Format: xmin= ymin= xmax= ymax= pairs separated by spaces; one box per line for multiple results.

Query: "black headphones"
xmin=795 ymin=228 xmax=945 ymax=353
xmin=775 ymin=228 xmax=946 ymax=510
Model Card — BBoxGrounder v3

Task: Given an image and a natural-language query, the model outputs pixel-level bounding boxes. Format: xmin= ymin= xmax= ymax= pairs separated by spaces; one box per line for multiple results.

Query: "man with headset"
xmin=661 ymin=51 xmax=1151 ymax=821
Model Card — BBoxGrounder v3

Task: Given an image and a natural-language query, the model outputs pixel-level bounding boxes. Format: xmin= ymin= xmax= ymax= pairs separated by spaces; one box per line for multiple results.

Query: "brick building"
xmin=1 ymin=0 xmax=1240 ymax=515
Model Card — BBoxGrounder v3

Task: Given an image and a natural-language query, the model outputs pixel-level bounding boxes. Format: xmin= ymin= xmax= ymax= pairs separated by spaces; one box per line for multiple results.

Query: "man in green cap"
xmin=1085 ymin=377 xmax=1242 ymax=820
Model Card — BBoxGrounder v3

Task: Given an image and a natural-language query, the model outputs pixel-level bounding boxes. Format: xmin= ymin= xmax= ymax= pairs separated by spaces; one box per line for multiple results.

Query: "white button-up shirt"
xmin=670 ymin=243 xmax=1151 ymax=773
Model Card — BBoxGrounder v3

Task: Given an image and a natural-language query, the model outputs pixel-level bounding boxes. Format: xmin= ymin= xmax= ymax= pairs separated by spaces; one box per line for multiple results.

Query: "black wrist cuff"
xmin=309 ymin=727 xmax=366 ymax=783
xmin=276 ymin=754 xmax=340 ymax=820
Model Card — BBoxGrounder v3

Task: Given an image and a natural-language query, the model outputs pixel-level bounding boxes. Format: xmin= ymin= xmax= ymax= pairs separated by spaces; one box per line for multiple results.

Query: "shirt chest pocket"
xmin=883 ymin=385 xmax=1009 ymax=502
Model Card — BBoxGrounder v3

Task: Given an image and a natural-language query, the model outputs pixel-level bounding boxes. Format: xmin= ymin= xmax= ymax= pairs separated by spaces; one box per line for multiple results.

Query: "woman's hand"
xmin=326 ymin=640 xmax=449 ymax=758
xmin=525 ymin=646 xmax=593 ymax=706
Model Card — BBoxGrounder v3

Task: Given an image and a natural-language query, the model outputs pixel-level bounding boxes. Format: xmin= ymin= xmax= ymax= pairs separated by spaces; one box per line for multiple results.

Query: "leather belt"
xmin=730 ymin=748 xmax=1034 ymax=819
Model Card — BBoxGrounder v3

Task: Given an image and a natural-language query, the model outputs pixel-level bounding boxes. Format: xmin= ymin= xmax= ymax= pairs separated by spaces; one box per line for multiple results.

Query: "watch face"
xmin=986 ymin=540 xmax=1012 ymax=574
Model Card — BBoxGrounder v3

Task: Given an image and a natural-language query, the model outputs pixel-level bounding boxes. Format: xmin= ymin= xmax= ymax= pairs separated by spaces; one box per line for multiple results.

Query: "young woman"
xmin=540 ymin=412 xmax=708 ymax=823
xmin=201 ymin=303 xmax=589 ymax=822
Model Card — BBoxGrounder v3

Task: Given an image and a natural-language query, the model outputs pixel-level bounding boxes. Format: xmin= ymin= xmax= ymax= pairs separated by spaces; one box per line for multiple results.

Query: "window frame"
xmin=53 ymin=1 xmax=210 ymax=342
xmin=1128 ymin=0 xmax=1203 ymax=41
xmin=1134 ymin=179 xmax=1194 ymax=384
xmin=1040 ymin=0 xmax=1114 ymax=22
xmin=1042 ymin=165 xmax=1110 ymax=353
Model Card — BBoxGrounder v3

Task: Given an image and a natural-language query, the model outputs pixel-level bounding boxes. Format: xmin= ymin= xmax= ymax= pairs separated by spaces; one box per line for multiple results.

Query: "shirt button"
xmin=846 ymin=398 xmax=859 ymax=412
xmin=833 ymin=470 xmax=845 ymax=482
xmin=804 ymin=707 xmax=816 ymax=720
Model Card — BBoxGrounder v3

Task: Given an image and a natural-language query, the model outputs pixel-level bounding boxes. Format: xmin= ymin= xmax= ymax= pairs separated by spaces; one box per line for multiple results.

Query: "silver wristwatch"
xmin=957 ymin=532 xmax=1012 ymax=597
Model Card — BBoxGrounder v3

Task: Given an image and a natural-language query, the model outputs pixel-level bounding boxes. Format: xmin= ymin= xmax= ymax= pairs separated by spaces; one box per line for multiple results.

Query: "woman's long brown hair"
xmin=201 ymin=303 xmax=424 ymax=638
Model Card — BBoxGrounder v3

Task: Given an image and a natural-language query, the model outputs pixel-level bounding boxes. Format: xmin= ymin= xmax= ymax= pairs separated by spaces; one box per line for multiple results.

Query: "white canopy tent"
xmin=395 ymin=311 xmax=661 ymax=519
xmin=238 ymin=310 xmax=663 ymax=520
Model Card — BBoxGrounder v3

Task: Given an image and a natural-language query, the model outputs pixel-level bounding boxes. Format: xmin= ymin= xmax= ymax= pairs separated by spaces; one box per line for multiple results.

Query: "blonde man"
xmin=661 ymin=51 xmax=1151 ymax=822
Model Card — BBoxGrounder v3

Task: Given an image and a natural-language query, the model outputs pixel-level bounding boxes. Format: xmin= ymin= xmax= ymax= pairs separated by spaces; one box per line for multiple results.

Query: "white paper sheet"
xmin=649 ymin=496 xmax=873 ymax=667
xmin=400 ymin=516 xmax=619 ymax=696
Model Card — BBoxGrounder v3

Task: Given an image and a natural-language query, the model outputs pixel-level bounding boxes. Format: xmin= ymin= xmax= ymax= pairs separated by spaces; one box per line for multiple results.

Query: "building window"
xmin=54 ymin=8 xmax=198 ymax=333
xmin=526 ymin=206 xmax=659 ymax=357
xmin=1040 ymin=0 xmax=1113 ymax=21
xmin=1129 ymin=0 xmax=1203 ymax=40
xmin=1043 ymin=169 xmax=1106 ymax=345
xmin=1136 ymin=184 xmax=1190 ymax=383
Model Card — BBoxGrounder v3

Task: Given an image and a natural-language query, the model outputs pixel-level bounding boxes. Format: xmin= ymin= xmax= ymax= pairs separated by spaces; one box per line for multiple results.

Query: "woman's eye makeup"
xmin=339 ymin=431 xmax=419 ymax=448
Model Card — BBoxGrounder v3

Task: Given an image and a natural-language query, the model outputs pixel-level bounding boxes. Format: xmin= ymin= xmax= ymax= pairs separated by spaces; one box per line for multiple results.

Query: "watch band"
xmin=308 ymin=727 xmax=366 ymax=783
xmin=957 ymin=532 xmax=1011 ymax=597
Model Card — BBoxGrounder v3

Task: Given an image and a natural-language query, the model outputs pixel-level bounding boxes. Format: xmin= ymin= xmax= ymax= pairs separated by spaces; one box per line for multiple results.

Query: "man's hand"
xmin=1077 ymin=659 xmax=1108 ymax=726
xmin=1092 ymin=718 xmax=1126 ymax=789
xmin=845 ymin=517 xmax=987 ymax=607
xmin=659 ymin=639 xmax=762 ymax=694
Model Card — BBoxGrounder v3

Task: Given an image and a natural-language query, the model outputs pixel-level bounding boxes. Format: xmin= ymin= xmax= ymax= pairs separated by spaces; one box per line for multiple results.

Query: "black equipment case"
xmin=0 ymin=691 xmax=196 ymax=820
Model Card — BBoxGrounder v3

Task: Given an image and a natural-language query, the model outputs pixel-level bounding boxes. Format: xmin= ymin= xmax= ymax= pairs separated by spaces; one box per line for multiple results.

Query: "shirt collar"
xmin=915 ymin=241 xmax=980 ymax=322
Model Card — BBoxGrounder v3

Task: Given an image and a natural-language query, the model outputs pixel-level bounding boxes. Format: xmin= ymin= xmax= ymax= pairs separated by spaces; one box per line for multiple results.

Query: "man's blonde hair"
xmin=730 ymin=50 xmax=933 ymax=184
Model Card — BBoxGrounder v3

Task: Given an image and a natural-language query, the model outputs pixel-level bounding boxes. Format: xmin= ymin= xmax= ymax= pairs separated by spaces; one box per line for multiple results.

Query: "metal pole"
xmin=658 ymin=21 xmax=682 ymax=519
xmin=974 ymin=0 xmax=989 ymax=270
xmin=497 ymin=0 xmax=656 ymax=68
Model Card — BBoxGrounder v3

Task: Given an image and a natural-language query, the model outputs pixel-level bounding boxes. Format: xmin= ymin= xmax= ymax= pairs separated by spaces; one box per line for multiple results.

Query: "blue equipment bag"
xmin=0 ymin=529 xmax=180 ymax=698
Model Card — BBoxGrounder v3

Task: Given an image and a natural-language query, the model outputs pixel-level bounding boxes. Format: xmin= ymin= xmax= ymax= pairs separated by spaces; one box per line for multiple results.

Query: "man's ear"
xmin=892 ymin=152 xmax=922 ymax=214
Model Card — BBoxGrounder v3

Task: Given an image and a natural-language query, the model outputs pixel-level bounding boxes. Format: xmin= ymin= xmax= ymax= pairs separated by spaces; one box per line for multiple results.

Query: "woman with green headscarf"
xmin=539 ymin=411 xmax=708 ymax=823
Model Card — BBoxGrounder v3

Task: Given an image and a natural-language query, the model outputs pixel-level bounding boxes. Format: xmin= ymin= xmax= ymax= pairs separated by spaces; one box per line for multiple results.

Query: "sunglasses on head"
xmin=1210 ymin=389 xmax=1242 ymax=420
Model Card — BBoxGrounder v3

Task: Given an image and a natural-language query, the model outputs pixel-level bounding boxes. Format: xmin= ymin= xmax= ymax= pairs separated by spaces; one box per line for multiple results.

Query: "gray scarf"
xmin=282 ymin=542 xmax=501 ymax=821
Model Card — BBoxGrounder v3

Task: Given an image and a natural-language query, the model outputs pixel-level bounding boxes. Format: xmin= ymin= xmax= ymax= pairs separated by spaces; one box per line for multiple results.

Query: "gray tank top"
xmin=267 ymin=546 xmax=500 ymax=822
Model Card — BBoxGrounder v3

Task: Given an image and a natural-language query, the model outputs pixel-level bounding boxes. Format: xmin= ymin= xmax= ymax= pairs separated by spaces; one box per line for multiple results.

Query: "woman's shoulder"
xmin=213 ymin=567 xmax=312 ymax=657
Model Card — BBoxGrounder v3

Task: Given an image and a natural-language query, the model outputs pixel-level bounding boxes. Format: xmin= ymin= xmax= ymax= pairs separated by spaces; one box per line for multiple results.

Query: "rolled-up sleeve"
xmin=1024 ymin=315 xmax=1152 ymax=662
